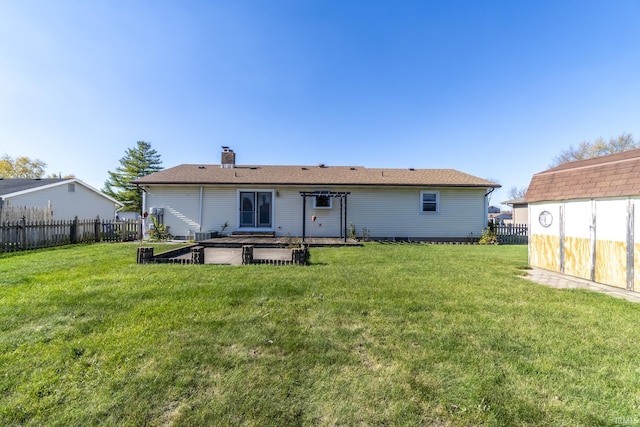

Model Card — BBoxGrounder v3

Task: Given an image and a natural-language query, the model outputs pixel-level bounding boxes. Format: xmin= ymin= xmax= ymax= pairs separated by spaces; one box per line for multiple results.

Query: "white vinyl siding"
xmin=146 ymin=186 xmax=237 ymax=238
xmin=274 ymin=188 xmax=306 ymax=236
xmin=281 ymin=186 xmax=485 ymax=239
xmin=145 ymin=185 xmax=488 ymax=239
xmin=7 ymin=183 xmax=118 ymax=220
xmin=202 ymin=188 xmax=237 ymax=233
xmin=346 ymin=187 xmax=485 ymax=239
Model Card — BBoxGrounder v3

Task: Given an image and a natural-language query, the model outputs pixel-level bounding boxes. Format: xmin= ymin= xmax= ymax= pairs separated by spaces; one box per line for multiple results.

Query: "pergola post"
xmin=300 ymin=191 xmax=350 ymax=243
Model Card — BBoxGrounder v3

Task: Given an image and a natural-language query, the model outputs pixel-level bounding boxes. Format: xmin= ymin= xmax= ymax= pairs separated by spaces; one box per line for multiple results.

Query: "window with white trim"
xmin=420 ymin=191 xmax=439 ymax=213
xmin=313 ymin=192 xmax=332 ymax=209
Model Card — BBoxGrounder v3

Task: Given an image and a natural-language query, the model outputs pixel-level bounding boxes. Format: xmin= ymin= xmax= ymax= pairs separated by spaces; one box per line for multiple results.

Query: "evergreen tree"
xmin=103 ymin=141 xmax=163 ymax=212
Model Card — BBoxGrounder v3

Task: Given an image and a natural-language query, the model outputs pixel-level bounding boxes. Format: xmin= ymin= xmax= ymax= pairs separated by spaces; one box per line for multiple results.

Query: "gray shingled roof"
xmin=526 ymin=148 xmax=640 ymax=203
xmin=133 ymin=164 xmax=500 ymax=188
xmin=0 ymin=178 xmax=67 ymax=196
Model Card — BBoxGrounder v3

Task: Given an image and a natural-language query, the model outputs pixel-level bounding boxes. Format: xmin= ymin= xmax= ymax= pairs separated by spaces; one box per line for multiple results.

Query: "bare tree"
xmin=47 ymin=173 xmax=76 ymax=179
xmin=550 ymin=133 xmax=638 ymax=167
xmin=507 ymin=186 xmax=528 ymax=200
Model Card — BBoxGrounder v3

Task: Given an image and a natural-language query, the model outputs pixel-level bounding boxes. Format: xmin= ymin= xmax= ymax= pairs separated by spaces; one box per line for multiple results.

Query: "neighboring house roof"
xmin=0 ymin=178 xmax=67 ymax=195
xmin=489 ymin=212 xmax=512 ymax=220
xmin=526 ymin=148 xmax=640 ymax=203
xmin=502 ymin=197 xmax=527 ymax=206
xmin=133 ymin=164 xmax=500 ymax=188
xmin=0 ymin=178 xmax=123 ymax=206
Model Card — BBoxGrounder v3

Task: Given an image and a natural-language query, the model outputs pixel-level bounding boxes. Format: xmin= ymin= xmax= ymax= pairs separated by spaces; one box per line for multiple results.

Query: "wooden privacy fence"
xmin=495 ymin=223 xmax=528 ymax=244
xmin=0 ymin=217 xmax=142 ymax=253
xmin=0 ymin=205 xmax=53 ymax=222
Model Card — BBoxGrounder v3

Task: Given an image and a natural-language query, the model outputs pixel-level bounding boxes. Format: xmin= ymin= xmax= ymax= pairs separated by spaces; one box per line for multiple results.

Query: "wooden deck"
xmin=197 ymin=236 xmax=361 ymax=248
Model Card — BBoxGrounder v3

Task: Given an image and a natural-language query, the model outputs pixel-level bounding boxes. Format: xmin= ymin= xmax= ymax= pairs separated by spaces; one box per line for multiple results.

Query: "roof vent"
xmin=317 ymin=163 xmax=326 ymax=168
xmin=408 ymin=168 xmax=415 ymax=171
xmin=301 ymin=167 xmax=309 ymax=170
xmin=198 ymin=166 xmax=206 ymax=169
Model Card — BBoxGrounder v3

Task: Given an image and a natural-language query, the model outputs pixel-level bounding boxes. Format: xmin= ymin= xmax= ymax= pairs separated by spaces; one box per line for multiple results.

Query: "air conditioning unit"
xmin=195 ymin=232 xmax=212 ymax=241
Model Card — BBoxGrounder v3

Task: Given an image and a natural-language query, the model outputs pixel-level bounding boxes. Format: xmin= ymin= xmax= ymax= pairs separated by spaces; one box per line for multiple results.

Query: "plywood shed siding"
xmin=529 ymin=198 xmax=640 ymax=291
xmin=528 ymin=202 xmax=561 ymax=272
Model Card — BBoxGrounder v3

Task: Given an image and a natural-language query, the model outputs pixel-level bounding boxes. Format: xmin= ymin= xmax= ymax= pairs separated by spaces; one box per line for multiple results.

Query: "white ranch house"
xmin=134 ymin=148 xmax=500 ymax=241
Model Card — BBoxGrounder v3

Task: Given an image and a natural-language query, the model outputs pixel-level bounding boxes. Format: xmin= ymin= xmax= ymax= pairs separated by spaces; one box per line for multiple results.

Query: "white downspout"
xmin=484 ymin=187 xmax=495 ymax=227
xmin=198 ymin=186 xmax=203 ymax=232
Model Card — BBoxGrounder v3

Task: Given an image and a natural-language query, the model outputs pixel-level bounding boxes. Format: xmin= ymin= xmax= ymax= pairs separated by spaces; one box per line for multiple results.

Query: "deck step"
xmin=231 ymin=231 xmax=276 ymax=238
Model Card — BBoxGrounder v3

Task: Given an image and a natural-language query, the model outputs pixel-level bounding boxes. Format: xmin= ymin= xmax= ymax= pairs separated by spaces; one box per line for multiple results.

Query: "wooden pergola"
xmin=299 ymin=191 xmax=350 ymax=242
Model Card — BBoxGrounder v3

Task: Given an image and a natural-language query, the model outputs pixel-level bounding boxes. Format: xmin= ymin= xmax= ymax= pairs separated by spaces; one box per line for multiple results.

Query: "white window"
xmin=420 ymin=191 xmax=439 ymax=213
xmin=313 ymin=192 xmax=332 ymax=209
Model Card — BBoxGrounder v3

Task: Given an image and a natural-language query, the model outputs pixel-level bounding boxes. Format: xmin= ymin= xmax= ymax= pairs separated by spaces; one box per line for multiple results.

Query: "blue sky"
xmin=2 ymin=1 xmax=640 ymax=208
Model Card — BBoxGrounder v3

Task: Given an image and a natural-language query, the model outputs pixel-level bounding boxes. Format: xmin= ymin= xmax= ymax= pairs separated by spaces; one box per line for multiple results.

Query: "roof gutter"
xmin=132 ymin=181 xmax=499 ymax=188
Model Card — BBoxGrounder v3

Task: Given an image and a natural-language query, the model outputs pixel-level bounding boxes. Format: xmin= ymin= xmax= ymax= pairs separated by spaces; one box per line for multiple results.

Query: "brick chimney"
xmin=221 ymin=146 xmax=236 ymax=168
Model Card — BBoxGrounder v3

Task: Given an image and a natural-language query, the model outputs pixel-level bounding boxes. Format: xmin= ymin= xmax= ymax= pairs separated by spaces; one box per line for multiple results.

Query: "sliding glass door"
xmin=239 ymin=191 xmax=272 ymax=228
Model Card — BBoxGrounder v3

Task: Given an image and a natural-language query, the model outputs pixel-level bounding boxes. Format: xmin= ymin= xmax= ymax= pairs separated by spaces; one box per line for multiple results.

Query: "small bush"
xmin=478 ymin=227 xmax=499 ymax=244
xmin=148 ymin=217 xmax=172 ymax=241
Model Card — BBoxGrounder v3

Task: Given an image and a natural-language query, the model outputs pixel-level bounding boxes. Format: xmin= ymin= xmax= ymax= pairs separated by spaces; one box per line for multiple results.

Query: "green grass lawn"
xmin=1 ymin=243 xmax=639 ymax=426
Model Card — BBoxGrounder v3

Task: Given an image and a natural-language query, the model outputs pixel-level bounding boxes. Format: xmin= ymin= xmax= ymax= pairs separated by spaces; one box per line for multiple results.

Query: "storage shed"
xmin=526 ymin=149 xmax=640 ymax=291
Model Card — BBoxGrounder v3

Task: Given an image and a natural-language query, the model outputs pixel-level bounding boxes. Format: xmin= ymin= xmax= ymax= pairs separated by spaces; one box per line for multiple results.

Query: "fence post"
xmin=242 ymin=245 xmax=254 ymax=265
xmin=94 ymin=217 xmax=101 ymax=242
xmin=291 ymin=245 xmax=308 ymax=265
xmin=137 ymin=247 xmax=154 ymax=264
xmin=191 ymin=246 xmax=205 ymax=264
xmin=70 ymin=216 xmax=78 ymax=244
xmin=20 ymin=215 xmax=27 ymax=250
